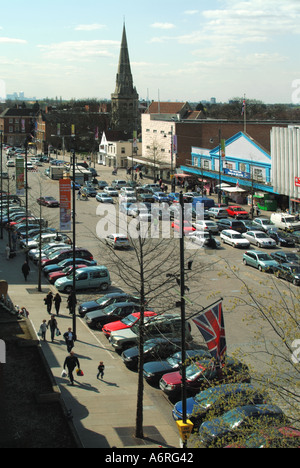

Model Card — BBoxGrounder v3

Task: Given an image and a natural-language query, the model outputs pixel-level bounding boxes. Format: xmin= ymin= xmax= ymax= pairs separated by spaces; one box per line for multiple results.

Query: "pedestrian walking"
xmin=5 ymin=244 xmax=10 ymax=261
xmin=54 ymin=293 xmax=62 ymax=316
xmin=44 ymin=291 xmax=53 ymax=314
xmin=77 ymin=188 xmax=81 ymax=201
xmin=22 ymin=261 xmax=30 ymax=281
xmin=97 ymin=361 xmax=105 ymax=380
xmin=63 ymin=351 xmax=80 ymax=386
xmin=48 ymin=315 xmax=58 ymax=343
xmin=63 ymin=328 xmax=76 ymax=352
xmin=67 ymin=292 xmax=77 ymax=315
xmin=39 ymin=320 xmax=48 ymax=341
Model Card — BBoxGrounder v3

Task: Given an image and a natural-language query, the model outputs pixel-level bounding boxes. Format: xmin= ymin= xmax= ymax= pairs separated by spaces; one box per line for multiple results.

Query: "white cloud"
xmin=0 ymin=37 xmax=27 ymax=44
xmin=151 ymin=23 xmax=175 ymax=30
xmin=184 ymin=10 xmax=199 ymax=16
xmin=75 ymin=24 xmax=106 ymax=31
xmin=38 ymin=40 xmax=119 ymax=61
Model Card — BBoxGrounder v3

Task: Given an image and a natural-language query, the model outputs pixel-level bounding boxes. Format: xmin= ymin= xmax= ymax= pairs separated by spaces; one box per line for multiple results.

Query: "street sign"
xmin=176 ymin=420 xmax=194 ymax=442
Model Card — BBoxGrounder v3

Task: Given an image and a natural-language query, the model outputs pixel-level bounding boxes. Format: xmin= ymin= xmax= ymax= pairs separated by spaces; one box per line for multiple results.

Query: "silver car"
xmin=105 ymin=233 xmax=130 ymax=250
xmin=242 ymin=230 xmax=277 ymax=248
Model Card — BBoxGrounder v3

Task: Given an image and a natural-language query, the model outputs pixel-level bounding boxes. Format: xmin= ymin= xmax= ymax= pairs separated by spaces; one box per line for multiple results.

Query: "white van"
xmin=270 ymin=213 xmax=300 ymax=231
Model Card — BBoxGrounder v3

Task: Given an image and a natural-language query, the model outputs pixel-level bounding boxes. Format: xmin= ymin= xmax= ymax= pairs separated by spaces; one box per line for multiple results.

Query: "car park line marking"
xmin=79 ymin=317 xmax=116 ymax=359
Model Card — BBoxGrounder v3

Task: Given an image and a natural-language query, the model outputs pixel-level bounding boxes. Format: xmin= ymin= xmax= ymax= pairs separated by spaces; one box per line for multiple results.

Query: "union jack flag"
xmin=241 ymin=99 xmax=246 ymax=116
xmin=192 ymin=301 xmax=227 ymax=364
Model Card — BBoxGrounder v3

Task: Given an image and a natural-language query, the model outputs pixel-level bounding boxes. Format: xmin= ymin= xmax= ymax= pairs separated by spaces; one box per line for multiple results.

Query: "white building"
xmin=271 ymin=126 xmax=300 ymax=211
xmin=98 ymin=131 xmax=141 ymax=168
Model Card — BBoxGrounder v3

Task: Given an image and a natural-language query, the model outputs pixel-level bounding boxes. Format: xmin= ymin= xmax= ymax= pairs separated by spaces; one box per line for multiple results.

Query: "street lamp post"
xmin=0 ymin=130 xmax=3 ymax=239
xmin=71 ymin=149 xmax=77 ymax=339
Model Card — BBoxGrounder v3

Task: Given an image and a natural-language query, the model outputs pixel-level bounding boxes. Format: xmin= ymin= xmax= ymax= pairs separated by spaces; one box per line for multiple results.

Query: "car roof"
xmin=222 ymin=230 xmax=241 ymax=235
xmin=77 ymin=266 xmax=107 ymax=272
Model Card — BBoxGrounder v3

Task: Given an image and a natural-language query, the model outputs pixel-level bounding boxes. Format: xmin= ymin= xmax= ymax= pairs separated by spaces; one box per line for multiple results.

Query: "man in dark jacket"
xmin=63 ymin=351 xmax=80 ymax=386
xmin=22 ymin=261 xmax=30 ymax=281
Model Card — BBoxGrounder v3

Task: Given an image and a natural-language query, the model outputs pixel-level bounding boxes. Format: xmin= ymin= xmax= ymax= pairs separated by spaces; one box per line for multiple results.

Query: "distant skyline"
xmin=0 ymin=0 xmax=299 ymax=104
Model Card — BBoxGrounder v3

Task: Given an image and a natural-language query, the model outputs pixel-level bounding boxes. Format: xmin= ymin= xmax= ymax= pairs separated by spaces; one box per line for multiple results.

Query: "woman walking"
xmin=44 ymin=292 xmax=53 ymax=314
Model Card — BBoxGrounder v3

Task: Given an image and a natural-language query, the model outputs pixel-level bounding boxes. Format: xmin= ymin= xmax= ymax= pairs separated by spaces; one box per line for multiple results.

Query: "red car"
xmin=226 ymin=206 xmax=249 ymax=219
xmin=102 ymin=311 xmax=157 ymax=338
xmin=172 ymin=220 xmax=196 ymax=235
xmin=48 ymin=264 xmax=87 ymax=284
xmin=37 ymin=196 xmax=60 ymax=208
xmin=159 ymin=357 xmax=251 ymax=397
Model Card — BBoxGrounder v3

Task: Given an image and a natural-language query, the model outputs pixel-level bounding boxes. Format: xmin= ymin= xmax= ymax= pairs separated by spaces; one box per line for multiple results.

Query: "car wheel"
xmin=293 ymin=279 xmax=298 ymax=286
xmin=99 ymin=283 xmax=109 ymax=292
xmin=243 ymin=259 xmax=247 ymax=265
xmin=258 ymin=265 xmax=263 ymax=272
xmin=64 ymin=286 xmax=72 ymax=294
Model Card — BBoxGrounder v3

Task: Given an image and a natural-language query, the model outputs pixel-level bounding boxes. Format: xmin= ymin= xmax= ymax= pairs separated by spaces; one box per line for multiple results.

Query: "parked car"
xmin=192 ymin=220 xmax=219 ymax=234
xmin=41 ymin=248 xmax=93 ymax=267
xmin=172 ymin=220 xmax=196 ymax=235
xmin=119 ymin=194 xmax=137 ymax=204
xmin=96 ymin=192 xmax=114 ymax=203
xmin=289 ymin=231 xmax=300 ymax=245
xmin=48 ymin=264 xmax=88 ymax=284
xmin=207 ymin=207 xmax=229 ymax=219
xmin=229 ymin=426 xmax=300 ymax=448
xmin=21 ymin=232 xmax=70 ymax=250
xmin=226 ymin=206 xmax=249 ymax=219
xmin=270 ymin=251 xmax=300 ymax=265
xmin=105 ymin=233 xmax=130 ymax=250
xmin=153 ymin=192 xmax=169 ymax=203
xmin=104 ymin=187 xmax=119 ymax=197
xmin=78 ymin=292 xmax=140 ymax=317
xmin=82 ymin=186 xmax=97 ymax=197
xmin=216 ymin=219 xmax=247 ymax=233
xmin=43 ymin=258 xmax=97 ymax=277
xmin=121 ymin=337 xmax=184 ymax=370
xmin=55 ymin=266 xmax=110 ymax=294
xmin=240 ymin=220 xmax=264 ymax=231
xmin=172 ymin=383 xmax=269 ymax=431
xmin=111 ymin=179 xmax=127 ymax=190
xmin=159 ymin=357 xmax=251 ymax=398
xmin=242 ymin=231 xmax=277 ymax=248
xmin=85 ymin=302 xmax=142 ymax=330
xmin=120 ymin=187 xmax=135 ymax=196
xmin=137 ymin=193 xmax=154 ymax=203
xmin=220 ymin=230 xmax=251 ymax=248
xmin=37 ymin=196 xmax=60 ymax=207
xmin=109 ymin=313 xmax=192 ymax=353
xmin=97 ymin=180 xmax=108 ymax=189
xmin=102 ymin=311 xmax=157 ymax=338
xmin=252 ymin=217 xmax=277 ymax=233
xmin=188 ymin=231 xmax=220 ymax=249
xmin=268 ymin=229 xmax=295 ymax=247
xmin=143 ymin=349 xmax=211 ymax=385
xmin=270 ymin=212 xmax=300 ymax=231
xmin=242 ymin=251 xmax=279 ymax=272
xmin=198 ymin=404 xmax=286 ymax=448
xmin=274 ymin=263 xmax=300 ymax=286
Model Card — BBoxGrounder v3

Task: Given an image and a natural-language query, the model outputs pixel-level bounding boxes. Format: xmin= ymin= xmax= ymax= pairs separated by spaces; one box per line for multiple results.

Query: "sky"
xmin=0 ymin=0 xmax=299 ymax=104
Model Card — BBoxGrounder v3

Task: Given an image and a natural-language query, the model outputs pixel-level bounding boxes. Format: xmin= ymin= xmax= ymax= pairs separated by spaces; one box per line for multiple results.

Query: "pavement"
xmin=0 ymin=231 xmax=180 ymax=449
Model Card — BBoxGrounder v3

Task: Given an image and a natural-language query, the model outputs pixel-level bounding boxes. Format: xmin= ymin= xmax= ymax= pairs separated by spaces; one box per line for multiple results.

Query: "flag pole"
xmin=243 ymin=94 xmax=247 ymax=134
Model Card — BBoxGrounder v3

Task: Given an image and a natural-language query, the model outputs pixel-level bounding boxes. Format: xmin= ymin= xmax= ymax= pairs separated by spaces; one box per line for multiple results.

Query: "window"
xmin=78 ymin=273 xmax=88 ymax=280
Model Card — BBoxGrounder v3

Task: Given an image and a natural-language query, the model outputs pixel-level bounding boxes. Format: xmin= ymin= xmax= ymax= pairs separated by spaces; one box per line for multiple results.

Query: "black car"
xmin=268 ymin=230 xmax=295 ymax=247
xmin=240 ymin=220 xmax=267 ymax=232
xmin=121 ymin=337 xmax=184 ymax=370
xmin=289 ymin=231 xmax=300 ymax=245
xmin=216 ymin=218 xmax=247 ymax=233
xmin=82 ymin=186 xmax=97 ymax=197
xmin=275 ymin=263 xmax=300 ymax=286
xmin=78 ymin=292 xmax=140 ymax=317
xmin=85 ymin=302 xmax=141 ymax=330
xmin=270 ymin=251 xmax=300 ymax=265
xmin=137 ymin=193 xmax=154 ymax=203
xmin=143 ymin=349 xmax=211 ymax=385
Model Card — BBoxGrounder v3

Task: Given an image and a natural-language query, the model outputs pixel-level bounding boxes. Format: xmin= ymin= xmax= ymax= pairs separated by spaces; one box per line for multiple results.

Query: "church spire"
xmin=114 ymin=23 xmax=134 ymax=96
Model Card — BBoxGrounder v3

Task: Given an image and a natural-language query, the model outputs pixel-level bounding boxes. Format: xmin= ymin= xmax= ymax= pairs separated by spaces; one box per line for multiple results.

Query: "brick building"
xmin=0 ymin=108 xmax=37 ymax=146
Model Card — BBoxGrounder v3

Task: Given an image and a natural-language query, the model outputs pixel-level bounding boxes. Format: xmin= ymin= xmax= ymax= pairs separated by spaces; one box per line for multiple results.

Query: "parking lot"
xmin=2 ymin=155 xmax=299 ymax=447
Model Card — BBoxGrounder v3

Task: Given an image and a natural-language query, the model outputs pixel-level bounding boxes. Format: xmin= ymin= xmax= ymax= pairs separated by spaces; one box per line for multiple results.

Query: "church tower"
xmin=111 ymin=24 xmax=139 ymax=134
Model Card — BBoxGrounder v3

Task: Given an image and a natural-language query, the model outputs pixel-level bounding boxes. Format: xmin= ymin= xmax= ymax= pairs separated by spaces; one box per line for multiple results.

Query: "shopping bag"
xmin=76 ymin=368 xmax=84 ymax=377
xmin=61 ymin=369 xmax=67 ymax=378
xmin=56 ymin=329 xmax=61 ymax=337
